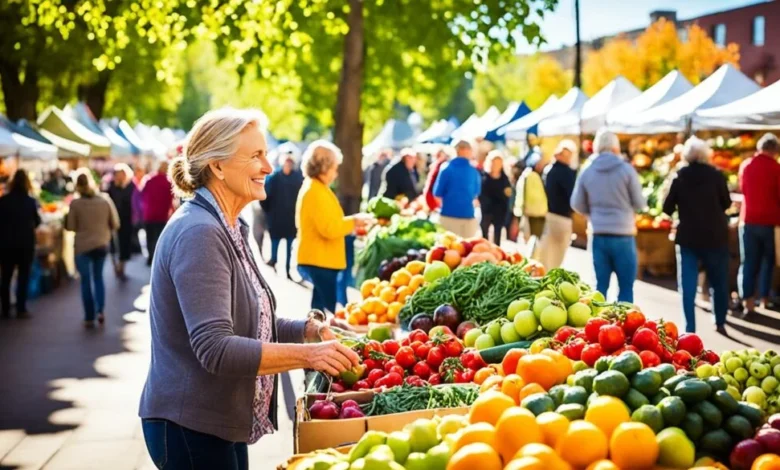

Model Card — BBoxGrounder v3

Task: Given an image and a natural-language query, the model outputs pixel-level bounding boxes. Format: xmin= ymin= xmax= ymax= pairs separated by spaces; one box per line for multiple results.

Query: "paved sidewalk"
xmin=1 ymin=236 xmax=777 ymax=469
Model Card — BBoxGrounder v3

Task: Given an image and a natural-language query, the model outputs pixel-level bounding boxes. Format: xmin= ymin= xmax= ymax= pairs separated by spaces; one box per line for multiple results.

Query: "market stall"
xmin=484 ymin=101 xmax=531 ymax=142
xmin=37 ymin=105 xmax=110 ymax=160
xmin=363 ymin=119 xmax=418 ymax=156
xmin=536 ymin=87 xmax=588 ymax=137
xmin=133 ymin=122 xmax=169 ymax=159
xmin=607 ymin=70 xmax=694 ymax=133
xmin=65 ymin=103 xmax=136 ymax=161
xmin=695 ymin=79 xmax=780 ymax=131
xmin=496 ymin=95 xmax=559 ymax=141
xmin=449 ymin=106 xmax=500 ymax=142
xmin=416 ymin=119 xmax=457 ymax=144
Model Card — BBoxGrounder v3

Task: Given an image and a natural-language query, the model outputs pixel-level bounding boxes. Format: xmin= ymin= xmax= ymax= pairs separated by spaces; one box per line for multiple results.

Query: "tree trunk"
xmin=78 ymin=70 xmax=111 ymax=119
xmin=333 ymin=0 xmax=364 ymax=216
xmin=0 ymin=60 xmax=39 ymax=121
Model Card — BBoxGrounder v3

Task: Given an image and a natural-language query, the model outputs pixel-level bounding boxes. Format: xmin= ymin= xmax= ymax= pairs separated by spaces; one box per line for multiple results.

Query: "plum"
xmin=768 ymin=413 xmax=780 ymax=431
xmin=730 ymin=439 xmax=765 ymax=470
xmin=756 ymin=428 xmax=780 ymax=454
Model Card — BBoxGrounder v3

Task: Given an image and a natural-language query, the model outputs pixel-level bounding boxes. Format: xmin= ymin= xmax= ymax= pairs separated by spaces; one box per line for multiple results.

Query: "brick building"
xmin=546 ymin=0 xmax=780 ymax=86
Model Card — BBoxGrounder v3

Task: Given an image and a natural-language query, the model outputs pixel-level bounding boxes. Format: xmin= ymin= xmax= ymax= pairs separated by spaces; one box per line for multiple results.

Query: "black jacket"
xmin=365 ymin=160 xmax=389 ymax=200
xmin=108 ymin=182 xmax=136 ymax=230
xmin=260 ymin=169 xmax=304 ymax=239
xmin=381 ymin=160 xmax=419 ymax=201
xmin=0 ymin=192 xmax=41 ymax=254
xmin=543 ymin=161 xmax=577 ymax=217
xmin=479 ymin=171 xmax=512 ymax=218
xmin=662 ymin=162 xmax=731 ymax=250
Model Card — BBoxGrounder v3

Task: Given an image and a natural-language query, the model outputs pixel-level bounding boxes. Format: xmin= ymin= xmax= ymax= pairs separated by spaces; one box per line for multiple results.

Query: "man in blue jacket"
xmin=571 ymin=129 xmax=646 ymax=303
xmin=433 ymin=140 xmax=481 ymax=238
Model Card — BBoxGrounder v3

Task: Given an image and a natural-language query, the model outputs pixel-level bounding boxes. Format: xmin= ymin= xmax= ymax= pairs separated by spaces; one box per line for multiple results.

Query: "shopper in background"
xmin=364 ymin=149 xmax=390 ymax=200
xmin=571 ymin=129 xmax=646 ymax=303
xmin=42 ymin=168 xmax=69 ymax=196
xmin=538 ymin=140 xmax=578 ymax=269
xmin=261 ymin=153 xmax=304 ymax=281
xmin=423 ymin=147 xmax=450 ymax=212
xmin=296 ymin=141 xmax=373 ymax=313
xmin=131 ymin=166 xmax=145 ymax=255
xmin=107 ymin=164 xmax=136 ymax=279
xmin=514 ymin=153 xmax=548 ymax=241
xmin=0 ymin=170 xmax=41 ymax=319
xmin=738 ymin=133 xmax=780 ymax=317
xmin=140 ymin=161 xmax=174 ymax=266
xmin=381 ymin=148 xmax=419 ymax=202
xmin=663 ymin=137 xmax=731 ymax=334
xmin=479 ymin=150 xmax=512 ymax=245
xmin=433 ymin=140 xmax=481 ymax=238
xmin=66 ymin=169 xmax=120 ymax=328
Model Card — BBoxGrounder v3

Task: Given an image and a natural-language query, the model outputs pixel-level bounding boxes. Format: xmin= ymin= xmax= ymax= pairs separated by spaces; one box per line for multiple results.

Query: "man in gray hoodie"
xmin=571 ymin=129 xmax=646 ymax=303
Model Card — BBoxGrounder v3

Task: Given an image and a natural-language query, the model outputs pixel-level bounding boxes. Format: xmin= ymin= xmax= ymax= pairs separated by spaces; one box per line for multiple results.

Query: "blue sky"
xmin=516 ymin=0 xmax=770 ymax=52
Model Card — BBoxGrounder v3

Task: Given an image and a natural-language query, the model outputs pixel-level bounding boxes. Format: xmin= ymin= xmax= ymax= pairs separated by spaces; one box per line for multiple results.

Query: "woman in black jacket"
xmin=107 ymin=164 xmax=136 ymax=279
xmin=261 ymin=154 xmax=304 ymax=280
xmin=663 ymin=136 xmax=731 ymax=334
xmin=480 ymin=150 xmax=512 ymax=245
xmin=0 ymin=170 xmax=41 ymax=318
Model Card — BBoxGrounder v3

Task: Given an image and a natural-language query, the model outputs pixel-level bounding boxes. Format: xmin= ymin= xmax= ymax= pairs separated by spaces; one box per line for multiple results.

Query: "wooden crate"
xmin=636 ymin=230 xmax=676 ymax=278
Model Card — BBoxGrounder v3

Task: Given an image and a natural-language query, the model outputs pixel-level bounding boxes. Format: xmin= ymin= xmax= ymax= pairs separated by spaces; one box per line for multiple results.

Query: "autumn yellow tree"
xmin=583 ymin=18 xmax=740 ymax=95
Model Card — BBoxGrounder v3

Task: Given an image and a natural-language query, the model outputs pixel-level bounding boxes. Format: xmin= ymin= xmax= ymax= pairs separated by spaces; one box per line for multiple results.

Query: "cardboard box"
xmin=277 ymin=446 xmax=352 ymax=470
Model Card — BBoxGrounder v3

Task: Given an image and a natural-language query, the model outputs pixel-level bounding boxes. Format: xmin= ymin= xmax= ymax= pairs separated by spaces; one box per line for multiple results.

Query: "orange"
xmin=517 ymin=383 xmax=546 ymax=402
xmin=500 ymin=374 xmax=526 ymax=405
xmin=395 ymin=286 xmax=413 ymax=304
xmin=556 ymin=420 xmax=608 ymax=468
xmin=379 ymin=287 xmax=396 ymax=303
xmin=474 ymin=367 xmax=497 ymax=385
xmin=406 ymin=260 xmax=425 ymax=275
xmin=502 ymin=348 xmax=529 ymax=377
xmin=391 ymin=268 xmax=412 ymax=287
xmin=609 ymin=422 xmax=658 ymax=469
xmin=517 ymin=443 xmax=572 ymax=470
xmin=468 ymin=390 xmax=515 ymax=426
xmin=446 ymin=442 xmax=502 ymax=470
xmin=367 ymin=313 xmax=378 ymax=323
xmin=334 ymin=308 xmax=346 ymax=320
xmin=352 ymin=310 xmax=367 ymax=324
xmin=408 ymin=273 xmax=425 ymax=291
xmin=347 ymin=313 xmax=360 ymax=326
xmin=752 ymin=454 xmax=780 ymax=470
xmin=584 ymin=396 xmax=631 ymax=439
xmin=452 ymin=422 xmax=497 ymax=453
xmin=517 ymin=354 xmax=559 ymax=390
xmin=503 ymin=457 xmax=546 ymax=470
xmin=376 ymin=314 xmax=388 ymax=323
xmin=535 ymin=412 xmax=570 ymax=449
xmin=360 ymin=279 xmax=378 ymax=299
xmin=361 ymin=299 xmax=377 ymax=314
xmin=585 ymin=460 xmax=620 ymax=470
xmin=374 ymin=300 xmax=388 ymax=315
xmin=541 ymin=349 xmax=573 ymax=383
xmin=495 ymin=407 xmax=543 ymax=462
xmin=479 ymin=374 xmax=504 ymax=393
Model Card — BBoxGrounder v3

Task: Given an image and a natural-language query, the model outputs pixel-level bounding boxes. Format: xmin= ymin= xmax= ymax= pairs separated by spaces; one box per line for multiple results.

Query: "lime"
xmin=631 ymin=405 xmax=664 ymax=433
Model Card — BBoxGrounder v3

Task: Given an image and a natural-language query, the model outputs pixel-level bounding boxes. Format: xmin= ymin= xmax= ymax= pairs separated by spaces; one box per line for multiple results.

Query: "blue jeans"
xmin=591 ymin=235 xmax=637 ymax=303
xmin=337 ymin=235 xmax=356 ymax=306
xmin=739 ymin=224 xmax=776 ymax=300
xmin=676 ymin=245 xmax=729 ymax=332
xmin=270 ymin=237 xmax=294 ymax=274
xmin=74 ymin=248 xmax=107 ymax=321
xmin=142 ymin=419 xmax=248 ymax=470
xmin=298 ymin=265 xmax=339 ymax=313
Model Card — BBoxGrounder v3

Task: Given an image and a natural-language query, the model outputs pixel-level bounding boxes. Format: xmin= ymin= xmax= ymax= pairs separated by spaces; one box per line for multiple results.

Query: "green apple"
xmin=750 ymin=362 xmax=770 ymax=379
xmin=464 ymin=328 xmax=482 ymax=348
xmin=761 ymin=376 xmax=779 ymax=394
xmin=726 ymin=357 xmax=744 ymax=373
xmin=742 ymin=386 xmax=767 ymax=409
xmin=540 ymin=303 xmax=567 ymax=332
xmin=386 ymin=432 xmax=411 ymax=464
xmin=500 ymin=322 xmax=521 ymax=344
xmin=696 ymin=364 xmax=716 ymax=379
xmin=532 ymin=297 xmax=553 ymax=320
xmin=475 ymin=334 xmax=496 ymax=351
xmin=486 ymin=321 xmax=503 ymax=345
xmin=407 ymin=419 xmax=439 ymax=453
xmin=507 ymin=299 xmax=531 ymax=320
xmin=746 ymin=377 xmax=761 ymax=388
xmin=567 ymin=302 xmax=592 ymax=327
xmin=535 ymin=289 xmax=555 ymax=300
xmin=513 ymin=310 xmax=539 ymax=338
xmin=423 ymin=261 xmax=451 ymax=284
xmin=558 ymin=281 xmax=581 ymax=306
xmin=734 ymin=367 xmax=749 ymax=383
xmin=774 ymin=364 xmax=780 ymax=380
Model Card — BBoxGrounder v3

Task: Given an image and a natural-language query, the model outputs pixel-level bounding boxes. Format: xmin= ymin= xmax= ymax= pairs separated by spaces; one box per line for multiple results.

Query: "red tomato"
xmin=412 ymin=362 xmax=432 ymax=380
xmin=554 ymin=326 xmax=579 ymax=343
xmin=409 ymin=341 xmax=424 ymax=357
xmin=581 ymin=343 xmax=605 ymax=367
xmin=631 ymin=327 xmax=660 ymax=352
xmin=363 ymin=340 xmax=383 ymax=358
xmin=367 ymin=368 xmax=386 ymax=386
xmin=405 ymin=375 xmax=425 ymax=387
xmin=575 ymin=332 xmax=588 ymax=342
xmin=562 ymin=338 xmax=587 ymax=361
xmin=672 ymin=349 xmax=693 ymax=368
xmin=643 ymin=320 xmax=658 ymax=332
xmin=622 ymin=310 xmax=646 ymax=337
xmin=428 ymin=373 xmax=442 ymax=385
xmin=426 ymin=346 xmax=446 ymax=369
xmin=382 ymin=339 xmax=400 ymax=356
xmin=384 ymin=372 xmax=404 ymax=387
xmin=389 ymin=365 xmax=406 ymax=377
xmin=401 ymin=337 xmax=411 ymax=347
xmin=453 ymin=371 xmax=468 ymax=383
xmin=501 ymin=349 xmax=528 ymax=376
xmin=352 ymin=379 xmax=371 ymax=391
xmin=662 ymin=321 xmax=679 ymax=342
xmin=639 ymin=350 xmax=661 ymax=368
xmin=598 ymin=324 xmax=626 ymax=353
xmin=659 ymin=346 xmax=674 ymax=364
xmin=443 ymin=338 xmax=464 ymax=358
xmin=409 ymin=329 xmax=429 ymax=344
xmin=700 ymin=350 xmax=720 ymax=364
xmin=395 ymin=346 xmax=416 ymax=369
xmin=416 ymin=343 xmax=432 ymax=361
xmin=384 ymin=360 xmax=399 ymax=373
xmin=461 ymin=349 xmax=486 ymax=371
xmin=363 ymin=358 xmax=381 ymax=372
xmin=585 ymin=317 xmax=611 ymax=344
xmin=676 ymin=333 xmax=704 ymax=357
xmin=461 ymin=369 xmax=476 ymax=383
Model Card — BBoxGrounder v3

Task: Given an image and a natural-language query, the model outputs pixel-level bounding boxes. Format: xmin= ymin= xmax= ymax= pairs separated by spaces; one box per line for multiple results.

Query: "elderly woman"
xmin=296 ymin=141 xmax=371 ymax=314
xmin=138 ymin=109 xmax=360 ymax=469
xmin=663 ymin=136 xmax=731 ymax=334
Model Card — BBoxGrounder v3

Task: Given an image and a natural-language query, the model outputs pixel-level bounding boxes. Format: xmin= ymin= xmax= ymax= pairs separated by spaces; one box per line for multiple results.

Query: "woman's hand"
xmin=304 ymin=319 xmax=338 ymax=342
xmin=352 ymin=213 xmax=375 ymax=230
xmin=305 ymin=340 xmax=361 ymax=377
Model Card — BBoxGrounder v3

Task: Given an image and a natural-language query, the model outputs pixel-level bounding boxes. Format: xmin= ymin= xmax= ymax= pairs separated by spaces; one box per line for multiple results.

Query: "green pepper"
xmin=340 ymin=364 xmax=367 ymax=387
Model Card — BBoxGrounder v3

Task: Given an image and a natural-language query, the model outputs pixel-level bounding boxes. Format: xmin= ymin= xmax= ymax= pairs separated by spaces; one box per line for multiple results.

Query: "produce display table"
xmin=636 ymin=229 xmax=676 ymax=279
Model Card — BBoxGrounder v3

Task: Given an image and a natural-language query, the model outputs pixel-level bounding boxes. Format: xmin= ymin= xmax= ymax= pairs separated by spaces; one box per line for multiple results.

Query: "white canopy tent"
xmin=537 ymin=88 xmax=589 ymax=137
xmin=498 ymin=95 xmax=559 ymax=140
xmin=416 ymin=119 xmax=457 ymax=143
xmin=607 ymin=70 xmax=694 ymax=132
xmin=0 ymin=126 xmax=58 ymax=159
xmin=134 ymin=123 xmax=169 ymax=159
xmin=450 ymin=106 xmax=501 ymax=141
xmin=114 ymin=119 xmax=152 ymax=156
xmin=363 ymin=119 xmax=417 ymax=155
xmin=65 ymin=103 xmax=135 ymax=158
xmin=694 ymin=79 xmax=780 ymax=130
xmin=613 ymin=64 xmax=761 ymax=134
xmin=578 ymin=77 xmax=641 ymax=134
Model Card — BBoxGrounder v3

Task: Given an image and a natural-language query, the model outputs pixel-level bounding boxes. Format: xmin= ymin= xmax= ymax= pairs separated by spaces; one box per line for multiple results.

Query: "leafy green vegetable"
xmin=360 ymin=383 xmax=479 ymax=416
xmin=366 ymin=196 xmax=401 ymax=219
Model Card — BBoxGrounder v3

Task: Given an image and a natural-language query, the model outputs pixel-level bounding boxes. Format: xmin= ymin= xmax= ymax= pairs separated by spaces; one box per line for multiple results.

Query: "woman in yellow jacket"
xmin=296 ymin=141 xmax=372 ymax=313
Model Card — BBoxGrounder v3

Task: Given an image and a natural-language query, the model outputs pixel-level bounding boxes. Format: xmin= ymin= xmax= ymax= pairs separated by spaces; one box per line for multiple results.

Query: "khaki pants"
xmin=522 ymin=216 xmax=546 ymax=241
xmin=538 ymin=213 xmax=573 ymax=269
xmin=439 ymin=216 xmax=479 ymax=239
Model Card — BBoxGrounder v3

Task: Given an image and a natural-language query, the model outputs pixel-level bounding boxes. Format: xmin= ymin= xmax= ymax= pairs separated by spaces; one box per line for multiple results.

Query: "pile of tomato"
xmin=332 ymin=330 xmax=488 ymax=392
xmin=547 ymin=309 xmax=719 ymax=371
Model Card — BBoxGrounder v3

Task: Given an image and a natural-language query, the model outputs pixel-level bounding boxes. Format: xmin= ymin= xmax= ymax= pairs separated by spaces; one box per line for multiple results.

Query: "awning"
xmin=577 ymin=77 xmax=641 ymax=134
xmin=498 ymin=95 xmax=559 ymax=140
xmin=37 ymin=106 xmax=110 ymax=157
xmin=537 ymin=88 xmax=589 ymax=137
xmin=694 ymin=78 xmax=780 ymax=130
xmin=416 ymin=119 xmax=457 ymax=144
xmin=112 ymin=119 xmax=149 ymax=155
xmin=133 ymin=122 xmax=169 ymax=159
xmin=363 ymin=119 xmax=417 ymax=155
xmin=613 ymin=65 xmax=761 ymax=134
xmin=484 ymin=102 xmax=532 ymax=142
xmin=0 ymin=126 xmax=58 ymax=159
xmin=65 ymin=103 xmax=135 ymax=158
xmin=450 ymin=106 xmax=501 ymax=141
xmin=607 ymin=70 xmax=693 ymax=132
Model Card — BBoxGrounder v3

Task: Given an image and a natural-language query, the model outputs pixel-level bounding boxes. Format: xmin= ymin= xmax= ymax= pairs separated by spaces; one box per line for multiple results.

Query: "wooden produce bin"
xmin=636 ymin=229 xmax=676 ymax=279
xmin=571 ymin=213 xmax=588 ymax=249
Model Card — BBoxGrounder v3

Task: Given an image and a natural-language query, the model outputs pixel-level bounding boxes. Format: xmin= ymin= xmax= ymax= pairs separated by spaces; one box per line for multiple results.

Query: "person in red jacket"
xmin=140 ymin=161 xmax=174 ymax=266
xmin=738 ymin=133 xmax=780 ymax=316
xmin=424 ymin=147 xmax=450 ymax=211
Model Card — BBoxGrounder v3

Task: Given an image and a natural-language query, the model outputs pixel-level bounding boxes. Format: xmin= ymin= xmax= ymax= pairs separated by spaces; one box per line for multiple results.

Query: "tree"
xmin=583 ymin=18 xmax=740 ymax=95
xmin=470 ymin=53 xmax=572 ymax=113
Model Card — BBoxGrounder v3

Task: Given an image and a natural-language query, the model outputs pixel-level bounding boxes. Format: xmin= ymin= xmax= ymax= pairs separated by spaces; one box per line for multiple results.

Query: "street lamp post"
xmin=574 ymin=0 xmax=582 ymax=88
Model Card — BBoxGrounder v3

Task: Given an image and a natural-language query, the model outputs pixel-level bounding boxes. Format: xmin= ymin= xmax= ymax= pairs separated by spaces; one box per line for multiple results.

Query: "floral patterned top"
xmin=196 ymin=188 xmax=274 ymax=443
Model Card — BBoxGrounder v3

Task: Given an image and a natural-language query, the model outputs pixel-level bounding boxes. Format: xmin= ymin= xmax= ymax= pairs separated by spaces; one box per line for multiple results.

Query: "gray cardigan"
xmin=138 ymin=193 xmax=307 ymax=442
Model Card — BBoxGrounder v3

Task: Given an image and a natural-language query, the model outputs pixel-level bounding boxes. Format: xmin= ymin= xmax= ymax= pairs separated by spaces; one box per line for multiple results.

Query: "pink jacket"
xmin=140 ymin=173 xmax=174 ymax=223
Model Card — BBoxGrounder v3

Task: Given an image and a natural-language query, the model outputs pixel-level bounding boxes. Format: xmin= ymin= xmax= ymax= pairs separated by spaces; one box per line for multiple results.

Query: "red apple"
xmin=768 ymin=413 xmax=780 ymax=431
xmin=730 ymin=439 xmax=765 ymax=470
xmin=461 ymin=240 xmax=474 ymax=255
xmin=426 ymin=246 xmax=446 ymax=263
xmin=756 ymin=428 xmax=780 ymax=454
xmin=456 ymin=321 xmax=477 ymax=339
xmin=451 ymin=241 xmax=466 ymax=256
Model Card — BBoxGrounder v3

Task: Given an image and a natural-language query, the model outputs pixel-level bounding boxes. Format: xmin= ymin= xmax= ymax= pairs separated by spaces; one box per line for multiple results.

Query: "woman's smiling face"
xmin=219 ymin=123 xmax=272 ymax=203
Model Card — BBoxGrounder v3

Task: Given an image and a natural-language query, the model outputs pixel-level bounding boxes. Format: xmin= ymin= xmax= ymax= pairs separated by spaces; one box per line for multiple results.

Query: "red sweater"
xmin=739 ymin=153 xmax=780 ymax=226
xmin=140 ymin=172 xmax=174 ymax=223
xmin=424 ymin=158 xmax=447 ymax=211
